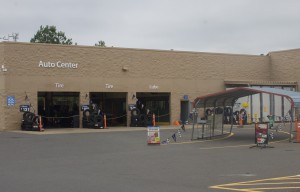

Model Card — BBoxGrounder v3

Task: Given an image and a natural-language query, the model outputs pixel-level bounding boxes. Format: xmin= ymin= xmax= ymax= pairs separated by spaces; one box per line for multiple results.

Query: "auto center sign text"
xmin=39 ymin=61 xmax=78 ymax=69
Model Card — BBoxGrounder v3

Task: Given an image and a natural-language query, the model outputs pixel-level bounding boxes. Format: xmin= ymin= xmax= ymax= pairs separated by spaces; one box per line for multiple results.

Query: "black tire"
xmin=130 ymin=117 xmax=139 ymax=127
xmin=83 ymin=109 xmax=92 ymax=118
xmin=22 ymin=125 xmax=33 ymax=131
xmin=233 ymin=111 xmax=240 ymax=123
xmin=32 ymin=116 xmax=40 ymax=124
xmin=25 ymin=112 xmax=35 ymax=121
xmin=224 ymin=107 xmax=232 ymax=116
xmin=23 ymin=112 xmax=30 ymax=119
xmin=214 ymin=107 xmax=223 ymax=114
xmin=131 ymin=108 xmax=140 ymax=118
xmin=22 ymin=122 xmax=33 ymax=126
xmin=82 ymin=117 xmax=90 ymax=128
xmin=22 ymin=119 xmax=33 ymax=124
xmin=95 ymin=115 xmax=104 ymax=128
xmin=89 ymin=114 xmax=96 ymax=123
xmin=139 ymin=114 xmax=146 ymax=123
xmin=89 ymin=115 xmax=104 ymax=128
xmin=205 ymin=109 xmax=212 ymax=116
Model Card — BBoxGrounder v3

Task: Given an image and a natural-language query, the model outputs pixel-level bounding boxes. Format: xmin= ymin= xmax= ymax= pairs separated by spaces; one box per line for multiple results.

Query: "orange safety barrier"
xmin=174 ymin=120 xmax=180 ymax=126
xmin=104 ymin=114 xmax=107 ymax=129
xmin=295 ymin=120 xmax=300 ymax=143
xmin=152 ymin=113 xmax=156 ymax=126
xmin=39 ymin=115 xmax=44 ymax=132
xmin=238 ymin=114 xmax=243 ymax=127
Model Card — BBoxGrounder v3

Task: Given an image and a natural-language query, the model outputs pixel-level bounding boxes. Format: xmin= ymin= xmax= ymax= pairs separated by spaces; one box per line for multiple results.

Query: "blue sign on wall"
xmin=128 ymin=104 xmax=136 ymax=111
xmin=7 ymin=96 xmax=15 ymax=106
xmin=19 ymin=105 xmax=30 ymax=112
xmin=81 ymin=105 xmax=90 ymax=111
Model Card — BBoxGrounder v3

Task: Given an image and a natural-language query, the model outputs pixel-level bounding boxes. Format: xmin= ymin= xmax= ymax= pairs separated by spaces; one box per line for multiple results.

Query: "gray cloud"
xmin=1 ymin=0 xmax=300 ymax=55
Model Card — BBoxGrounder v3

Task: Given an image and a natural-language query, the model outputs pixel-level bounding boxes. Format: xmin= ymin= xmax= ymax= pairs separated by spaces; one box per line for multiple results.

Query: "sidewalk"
xmin=11 ymin=125 xmax=185 ymax=135
xmin=10 ymin=124 xmax=255 ymax=135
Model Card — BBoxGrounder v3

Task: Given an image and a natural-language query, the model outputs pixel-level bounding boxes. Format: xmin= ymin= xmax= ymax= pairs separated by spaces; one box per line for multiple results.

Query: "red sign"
xmin=255 ymin=123 xmax=269 ymax=145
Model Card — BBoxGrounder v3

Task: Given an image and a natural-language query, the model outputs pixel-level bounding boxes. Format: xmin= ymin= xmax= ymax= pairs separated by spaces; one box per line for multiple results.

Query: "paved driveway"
xmin=0 ymin=125 xmax=299 ymax=192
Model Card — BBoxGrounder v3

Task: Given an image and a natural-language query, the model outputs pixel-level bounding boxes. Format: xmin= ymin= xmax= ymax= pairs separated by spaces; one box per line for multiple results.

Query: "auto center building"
xmin=0 ymin=42 xmax=300 ymax=131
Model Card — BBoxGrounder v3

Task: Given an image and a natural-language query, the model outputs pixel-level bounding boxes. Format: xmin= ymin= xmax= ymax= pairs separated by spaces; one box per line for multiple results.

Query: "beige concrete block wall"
xmin=0 ymin=44 xmax=5 ymax=131
xmin=1 ymin=42 xmax=271 ymax=130
xmin=2 ymin=42 xmax=270 ymax=81
xmin=0 ymin=87 xmax=4 ymax=131
xmin=269 ymin=49 xmax=300 ymax=88
xmin=4 ymin=91 xmax=34 ymax=130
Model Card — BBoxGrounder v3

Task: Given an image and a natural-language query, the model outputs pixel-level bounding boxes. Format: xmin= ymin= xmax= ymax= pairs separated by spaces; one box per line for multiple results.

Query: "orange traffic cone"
xmin=238 ymin=114 xmax=243 ymax=128
xmin=174 ymin=120 xmax=180 ymax=126
xmin=39 ymin=116 xmax=44 ymax=132
xmin=104 ymin=114 xmax=107 ymax=129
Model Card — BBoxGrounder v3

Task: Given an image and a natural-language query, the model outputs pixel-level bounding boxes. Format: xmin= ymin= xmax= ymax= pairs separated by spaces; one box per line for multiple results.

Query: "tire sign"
xmin=81 ymin=105 xmax=89 ymax=111
xmin=128 ymin=104 xmax=136 ymax=111
xmin=255 ymin=123 xmax=269 ymax=145
xmin=19 ymin=105 xmax=30 ymax=112
xmin=147 ymin=126 xmax=160 ymax=144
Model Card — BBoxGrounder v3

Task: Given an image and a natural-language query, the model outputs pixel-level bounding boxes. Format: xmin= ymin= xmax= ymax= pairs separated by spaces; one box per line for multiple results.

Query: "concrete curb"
xmin=10 ymin=125 xmax=188 ymax=135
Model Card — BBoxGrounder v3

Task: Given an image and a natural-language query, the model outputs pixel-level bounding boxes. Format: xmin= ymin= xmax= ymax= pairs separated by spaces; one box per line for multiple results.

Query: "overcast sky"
xmin=1 ymin=0 xmax=300 ymax=55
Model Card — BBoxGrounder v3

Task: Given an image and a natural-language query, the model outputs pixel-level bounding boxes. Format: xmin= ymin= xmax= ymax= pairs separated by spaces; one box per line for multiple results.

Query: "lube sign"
xmin=39 ymin=61 xmax=78 ymax=69
xmin=149 ymin=84 xmax=159 ymax=89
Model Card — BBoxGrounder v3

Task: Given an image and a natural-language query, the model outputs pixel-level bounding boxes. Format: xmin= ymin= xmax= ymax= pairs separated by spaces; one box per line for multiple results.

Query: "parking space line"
xmin=168 ymin=132 xmax=234 ymax=145
xmin=210 ymin=175 xmax=300 ymax=191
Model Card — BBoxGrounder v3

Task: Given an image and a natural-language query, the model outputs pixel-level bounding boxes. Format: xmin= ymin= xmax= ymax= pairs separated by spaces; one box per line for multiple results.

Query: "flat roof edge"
xmin=224 ymin=80 xmax=297 ymax=86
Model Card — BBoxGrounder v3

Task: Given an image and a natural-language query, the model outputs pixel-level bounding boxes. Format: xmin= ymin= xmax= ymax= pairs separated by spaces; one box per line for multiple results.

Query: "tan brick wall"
xmin=269 ymin=49 xmax=300 ymax=87
xmin=1 ymin=42 xmax=271 ymax=130
xmin=0 ymin=44 xmax=5 ymax=131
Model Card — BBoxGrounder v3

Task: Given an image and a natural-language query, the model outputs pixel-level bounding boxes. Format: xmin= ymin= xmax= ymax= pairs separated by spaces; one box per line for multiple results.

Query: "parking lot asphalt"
xmin=1 ymin=124 xmax=300 ymax=192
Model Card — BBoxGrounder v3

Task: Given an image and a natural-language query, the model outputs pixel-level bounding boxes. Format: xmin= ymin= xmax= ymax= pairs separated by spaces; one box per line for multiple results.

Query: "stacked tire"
xmin=82 ymin=109 xmax=104 ymax=128
xmin=233 ymin=111 xmax=240 ymax=124
xmin=130 ymin=108 xmax=140 ymax=127
xmin=130 ymin=108 xmax=153 ymax=127
xmin=224 ymin=107 xmax=233 ymax=124
xmin=21 ymin=112 xmax=39 ymax=131
xmin=240 ymin=108 xmax=247 ymax=125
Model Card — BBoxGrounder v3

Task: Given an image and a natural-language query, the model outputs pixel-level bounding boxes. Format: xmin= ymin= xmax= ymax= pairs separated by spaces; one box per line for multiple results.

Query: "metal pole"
xmin=230 ymin=100 xmax=235 ymax=133
xmin=290 ymin=107 xmax=294 ymax=142
xmin=191 ymin=109 xmax=195 ymax=140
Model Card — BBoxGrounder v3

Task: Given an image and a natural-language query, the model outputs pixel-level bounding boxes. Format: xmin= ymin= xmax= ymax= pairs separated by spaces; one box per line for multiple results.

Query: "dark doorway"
xmin=38 ymin=92 xmax=80 ymax=128
xmin=180 ymin=100 xmax=189 ymax=124
xmin=136 ymin=92 xmax=170 ymax=125
xmin=90 ymin=92 xmax=127 ymax=126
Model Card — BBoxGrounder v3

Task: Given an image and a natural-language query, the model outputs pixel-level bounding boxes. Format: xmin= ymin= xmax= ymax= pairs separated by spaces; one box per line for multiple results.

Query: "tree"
xmin=30 ymin=25 xmax=73 ymax=45
xmin=95 ymin=40 xmax=106 ymax=47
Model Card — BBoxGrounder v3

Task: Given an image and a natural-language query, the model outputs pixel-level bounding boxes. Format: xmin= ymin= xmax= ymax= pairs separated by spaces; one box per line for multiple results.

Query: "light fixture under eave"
xmin=1 ymin=65 xmax=7 ymax=72
xmin=122 ymin=65 xmax=129 ymax=71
